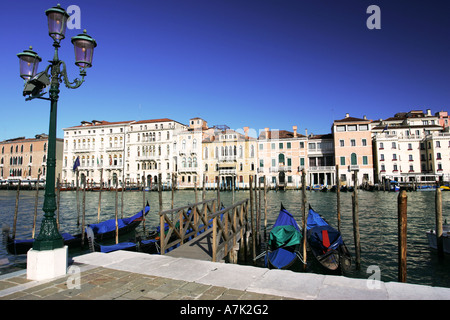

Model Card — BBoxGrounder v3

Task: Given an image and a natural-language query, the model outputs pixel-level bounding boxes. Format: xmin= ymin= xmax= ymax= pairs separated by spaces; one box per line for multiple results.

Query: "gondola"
xmin=3 ymin=202 xmax=150 ymax=255
xmin=306 ymin=205 xmax=351 ymax=273
xmin=85 ymin=226 xmax=138 ymax=253
xmin=264 ymin=204 xmax=302 ymax=269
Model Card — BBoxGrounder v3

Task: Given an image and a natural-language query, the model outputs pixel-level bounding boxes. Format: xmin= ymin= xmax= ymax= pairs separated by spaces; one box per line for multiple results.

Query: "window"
xmin=308 ymin=143 xmax=316 ymax=150
xmin=409 ymin=165 xmax=414 ymax=172
xmin=340 ymin=157 xmax=345 ymax=166
xmin=259 ymin=159 xmax=264 ymax=167
xmin=408 ymin=143 xmax=412 ymax=150
xmin=437 ymin=153 xmax=442 ymax=160
xmin=393 ymin=154 xmax=397 ymax=161
xmin=409 ymin=155 xmax=413 ymax=161
xmin=348 ymin=125 xmax=357 ymax=131
xmin=393 ymin=164 xmax=398 ymax=171
xmin=436 ymin=141 xmax=441 ymax=148
xmin=259 ymin=143 xmax=263 ymax=150
xmin=336 ymin=125 xmax=346 ymax=132
xmin=392 ymin=142 xmax=396 ymax=149
xmin=359 ymin=124 xmax=369 ymax=131
xmin=279 ymin=143 xmax=283 ymax=149
xmin=287 ymin=142 xmax=291 ymax=149
xmin=340 ymin=140 xmax=344 ymax=147
xmin=351 ymin=153 xmax=357 ymax=165
xmin=271 ymin=143 xmax=275 ymax=150
xmin=300 ymin=158 xmax=305 ymax=166
xmin=299 ymin=142 xmax=304 ymax=148
xmin=379 ymin=142 xmax=384 ymax=149
xmin=363 ymin=156 xmax=368 ymax=165
xmin=380 ymin=154 xmax=384 ymax=161
xmin=381 ymin=164 xmax=385 ymax=172
xmin=362 ymin=139 xmax=367 ymax=146
xmin=351 ymin=139 xmax=356 ymax=147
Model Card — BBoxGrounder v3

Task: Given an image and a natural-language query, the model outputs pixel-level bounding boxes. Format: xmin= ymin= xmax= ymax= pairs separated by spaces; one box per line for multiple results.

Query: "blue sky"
xmin=1 ymin=0 xmax=450 ymax=140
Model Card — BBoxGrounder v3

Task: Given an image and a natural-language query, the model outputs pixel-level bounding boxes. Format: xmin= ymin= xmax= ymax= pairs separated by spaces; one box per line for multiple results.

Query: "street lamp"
xmin=17 ymin=4 xmax=97 ymax=252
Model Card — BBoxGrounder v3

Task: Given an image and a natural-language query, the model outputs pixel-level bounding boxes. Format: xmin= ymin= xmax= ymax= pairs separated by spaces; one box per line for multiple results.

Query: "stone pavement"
xmin=1 ymin=250 xmax=450 ymax=301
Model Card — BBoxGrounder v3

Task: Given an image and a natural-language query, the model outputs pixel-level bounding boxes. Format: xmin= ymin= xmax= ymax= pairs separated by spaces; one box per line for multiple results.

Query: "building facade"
xmin=203 ymin=126 xmax=257 ymax=189
xmin=59 ymin=109 xmax=450 ymax=189
xmin=0 ymin=134 xmax=63 ymax=182
xmin=372 ymin=110 xmax=450 ymax=183
xmin=257 ymin=126 xmax=308 ymax=188
xmin=333 ymin=114 xmax=374 ymax=186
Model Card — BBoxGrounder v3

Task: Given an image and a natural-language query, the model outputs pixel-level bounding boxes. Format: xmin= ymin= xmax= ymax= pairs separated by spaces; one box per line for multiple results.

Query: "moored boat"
xmin=306 ymin=205 xmax=351 ymax=273
xmin=264 ymin=204 xmax=303 ymax=269
xmin=427 ymin=223 xmax=450 ymax=254
xmin=3 ymin=202 xmax=150 ymax=255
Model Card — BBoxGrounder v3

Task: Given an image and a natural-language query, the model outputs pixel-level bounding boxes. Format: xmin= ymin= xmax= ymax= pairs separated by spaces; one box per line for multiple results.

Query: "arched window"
xmin=278 ymin=153 xmax=285 ymax=165
xmin=351 ymin=153 xmax=357 ymax=165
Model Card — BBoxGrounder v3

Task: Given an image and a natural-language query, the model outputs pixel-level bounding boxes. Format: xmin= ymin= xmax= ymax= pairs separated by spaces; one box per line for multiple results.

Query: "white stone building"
xmin=372 ymin=110 xmax=449 ymax=184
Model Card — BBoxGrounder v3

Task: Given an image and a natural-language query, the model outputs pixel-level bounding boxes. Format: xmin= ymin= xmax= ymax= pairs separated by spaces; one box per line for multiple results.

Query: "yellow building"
xmin=202 ymin=126 xmax=257 ymax=189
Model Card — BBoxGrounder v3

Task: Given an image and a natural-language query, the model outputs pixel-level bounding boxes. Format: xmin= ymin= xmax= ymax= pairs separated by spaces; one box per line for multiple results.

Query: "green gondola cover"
xmin=268 ymin=205 xmax=302 ymax=251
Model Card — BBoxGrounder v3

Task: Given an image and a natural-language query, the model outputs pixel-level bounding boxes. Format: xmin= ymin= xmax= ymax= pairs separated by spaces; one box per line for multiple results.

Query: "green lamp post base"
xmin=32 ymin=216 xmax=64 ymax=251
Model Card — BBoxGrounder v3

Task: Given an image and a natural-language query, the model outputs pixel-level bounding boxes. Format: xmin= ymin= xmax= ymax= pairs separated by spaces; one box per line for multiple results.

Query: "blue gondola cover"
xmin=88 ymin=205 xmax=149 ymax=235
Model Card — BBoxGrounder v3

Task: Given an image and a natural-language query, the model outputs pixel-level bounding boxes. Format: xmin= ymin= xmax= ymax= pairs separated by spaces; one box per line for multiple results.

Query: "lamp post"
xmin=17 ymin=4 xmax=97 ymax=251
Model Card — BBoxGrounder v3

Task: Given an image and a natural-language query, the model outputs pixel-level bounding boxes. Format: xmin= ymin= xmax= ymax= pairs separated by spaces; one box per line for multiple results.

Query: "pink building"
xmin=332 ymin=114 xmax=374 ymax=186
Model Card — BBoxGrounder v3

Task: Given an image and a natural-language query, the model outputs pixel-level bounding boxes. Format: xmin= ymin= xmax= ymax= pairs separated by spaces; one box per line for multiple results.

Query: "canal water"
xmin=1 ymin=188 xmax=449 ymax=288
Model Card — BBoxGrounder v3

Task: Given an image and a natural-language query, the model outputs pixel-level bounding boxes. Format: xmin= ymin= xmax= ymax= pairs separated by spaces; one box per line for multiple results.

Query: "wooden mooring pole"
xmin=301 ymin=169 xmax=307 ymax=270
xmin=97 ymin=168 xmax=103 ymax=223
xmin=398 ymin=189 xmax=407 ymax=282
xmin=81 ymin=183 xmax=86 ymax=246
xmin=115 ymin=181 xmax=119 ymax=244
xmin=249 ymin=175 xmax=255 ymax=261
xmin=32 ymin=172 xmax=41 ymax=239
xmin=12 ymin=180 xmax=21 ymax=239
xmin=336 ymin=164 xmax=341 ymax=232
xmin=76 ymin=170 xmax=80 ymax=226
xmin=435 ymin=187 xmax=444 ymax=259
xmin=263 ymin=175 xmax=267 ymax=241
xmin=352 ymin=170 xmax=361 ymax=270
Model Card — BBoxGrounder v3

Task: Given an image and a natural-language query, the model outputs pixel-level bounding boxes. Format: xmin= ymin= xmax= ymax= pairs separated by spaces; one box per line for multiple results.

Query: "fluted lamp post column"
xmin=17 ymin=4 xmax=97 ymax=280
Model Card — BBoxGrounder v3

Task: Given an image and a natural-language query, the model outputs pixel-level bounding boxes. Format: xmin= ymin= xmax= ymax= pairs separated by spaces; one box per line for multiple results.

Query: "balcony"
xmin=219 ymin=156 xmax=237 ymax=163
xmin=309 ymin=166 xmax=335 ymax=172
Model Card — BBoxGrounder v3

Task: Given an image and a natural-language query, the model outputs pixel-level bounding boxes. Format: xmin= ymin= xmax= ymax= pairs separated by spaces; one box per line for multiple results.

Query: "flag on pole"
xmin=73 ymin=156 xmax=80 ymax=172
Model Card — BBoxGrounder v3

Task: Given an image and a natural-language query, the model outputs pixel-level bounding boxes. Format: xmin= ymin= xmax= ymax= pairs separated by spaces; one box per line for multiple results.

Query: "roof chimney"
xmin=426 ymin=109 xmax=431 ymax=116
xmin=363 ymin=115 xmax=367 ymax=120
xmin=345 ymin=113 xmax=349 ymax=118
xmin=264 ymin=127 xmax=270 ymax=139
xmin=293 ymin=125 xmax=298 ymax=138
xmin=244 ymin=126 xmax=249 ymax=139
xmin=305 ymin=128 xmax=308 ymax=137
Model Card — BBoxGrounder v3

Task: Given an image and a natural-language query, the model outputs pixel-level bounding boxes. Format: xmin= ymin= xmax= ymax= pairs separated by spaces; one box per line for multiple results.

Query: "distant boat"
xmin=264 ymin=204 xmax=302 ymax=269
xmin=307 ymin=205 xmax=351 ymax=273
